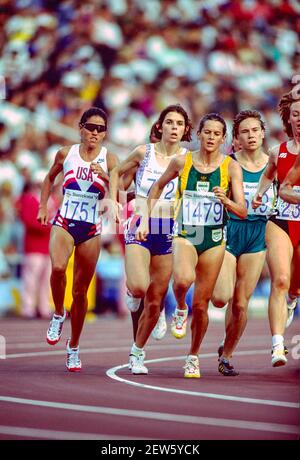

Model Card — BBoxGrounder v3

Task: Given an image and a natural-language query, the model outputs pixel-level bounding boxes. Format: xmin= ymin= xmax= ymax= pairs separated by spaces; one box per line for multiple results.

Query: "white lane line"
xmin=106 ymin=352 xmax=300 ymax=410
xmin=1 ymin=343 xmax=276 ymax=359
xmin=0 ymin=396 xmax=298 ymax=435
xmin=5 ymin=336 xmax=272 ymax=350
xmin=2 ymin=344 xmax=268 ymax=359
xmin=0 ymin=425 xmax=146 ymax=440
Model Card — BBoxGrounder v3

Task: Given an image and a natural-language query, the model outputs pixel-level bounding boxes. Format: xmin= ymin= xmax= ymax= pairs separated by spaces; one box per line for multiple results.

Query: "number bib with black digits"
xmin=182 ymin=190 xmax=223 ymax=226
xmin=276 ymin=186 xmax=300 ymax=221
xmin=61 ymin=189 xmax=99 ymax=223
xmin=243 ymin=182 xmax=275 ymax=216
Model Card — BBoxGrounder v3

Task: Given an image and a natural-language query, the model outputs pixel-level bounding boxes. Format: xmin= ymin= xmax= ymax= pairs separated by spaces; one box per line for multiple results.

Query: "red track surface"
xmin=0 ymin=316 xmax=299 ymax=440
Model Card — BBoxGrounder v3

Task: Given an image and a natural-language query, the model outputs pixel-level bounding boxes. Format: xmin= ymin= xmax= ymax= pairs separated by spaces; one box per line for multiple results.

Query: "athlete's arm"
xmin=136 ymin=155 xmax=185 ymax=241
xmin=109 ymin=145 xmax=145 ymax=221
xmin=109 ymin=146 xmax=145 ymax=202
xmin=279 ymin=154 xmax=300 ymax=204
xmin=213 ymin=158 xmax=247 ymax=219
xmin=37 ymin=147 xmax=68 ymax=225
xmin=252 ymin=146 xmax=278 ymax=208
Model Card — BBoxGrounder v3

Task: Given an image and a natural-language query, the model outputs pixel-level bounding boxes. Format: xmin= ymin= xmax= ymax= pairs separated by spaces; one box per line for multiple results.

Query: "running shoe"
xmin=151 ymin=309 xmax=167 ymax=340
xmin=271 ymin=347 xmax=288 ymax=367
xmin=130 ymin=352 xmax=148 ymax=375
xmin=125 ymin=290 xmax=141 ymax=313
xmin=270 ymin=346 xmax=288 ymax=355
xmin=171 ymin=308 xmax=188 ymax=339
xmin=286 ymin=297 xmax=298 ymax=328
xmin=218 ymin=357 xmax=239 ymax=376
xmin=46 ymin=309 xmax=66 ymax=345
xmin=66 ymin=339 xmax=82 ymax=372
xmin=184 ymin=355 xmax=200 ymax=378
xmin=217 ymin=342 xmax=233 ymax=359
xmin=128 ymin=350 xmax=145 ymax=370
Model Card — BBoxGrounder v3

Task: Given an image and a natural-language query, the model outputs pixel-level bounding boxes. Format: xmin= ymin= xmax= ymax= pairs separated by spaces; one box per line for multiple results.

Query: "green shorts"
xmin=226 ymin=219 xmax=267 ymax=258
xmin=174 ymin=223 xmax=225 ymax=255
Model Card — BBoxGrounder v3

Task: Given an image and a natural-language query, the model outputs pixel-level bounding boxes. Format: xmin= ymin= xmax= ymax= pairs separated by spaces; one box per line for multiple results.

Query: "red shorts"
xmin=269 ymin=216 xmax=300 ymax=247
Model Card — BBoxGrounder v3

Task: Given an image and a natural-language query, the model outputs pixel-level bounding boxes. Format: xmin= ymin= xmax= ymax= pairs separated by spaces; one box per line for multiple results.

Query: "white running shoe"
xmin=151 ymin=309 xmax=167 ymax=340
xmin=184 ymin=355 xmax=200 ymax=378
xmin=128 ymin=350 xmax=145 ymax=370
xmin=66 ymin=339 xmax=82 ymax=372
xmin=125 ymin=290 xmax=141 ymax=313
xmin=286 ymin=297 xmax=298 ymax=328
xmin=271 ymin=346 xmax=288 ymax=367
xmin=130 ymin=352 xmax=148 ymax=375
xmin=46 ymin=309 xmax=66 ymax=345
xmin=171 ymin=308 xmax=188 ymax=339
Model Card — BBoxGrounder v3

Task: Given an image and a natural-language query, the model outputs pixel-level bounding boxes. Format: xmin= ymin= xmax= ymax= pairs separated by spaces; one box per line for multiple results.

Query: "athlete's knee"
xmin=72 ymin=286 xmax=88 ymax=305
xmin=191 ymin=304 xmax=208 ymax=321
xmin=51 ymin=264 xmax=67 ymax=278
xmin=127 ymin=283 xmax=147 ymax=298
xmin=231 ymin=301 xmax=248 ymax=320
xmin=173 ymin=274 xmax=194 ymax=293
xmin=211 ymin=294 xmax=228 ymax=309
xmin=272 ymin=274 xmax=290 ymax=292
xmin=145 ymin=300 xmax=161 ymax=320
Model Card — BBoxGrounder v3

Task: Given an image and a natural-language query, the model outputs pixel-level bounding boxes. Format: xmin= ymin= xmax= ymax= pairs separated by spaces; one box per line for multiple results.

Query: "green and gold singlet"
xmin=173 ymin=151 xmax=232 ymax=254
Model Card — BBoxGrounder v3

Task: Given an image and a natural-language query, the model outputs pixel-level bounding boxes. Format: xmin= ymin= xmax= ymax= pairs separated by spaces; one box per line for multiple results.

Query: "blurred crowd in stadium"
xmin=0 ymin=0 xmax=299 ymax=316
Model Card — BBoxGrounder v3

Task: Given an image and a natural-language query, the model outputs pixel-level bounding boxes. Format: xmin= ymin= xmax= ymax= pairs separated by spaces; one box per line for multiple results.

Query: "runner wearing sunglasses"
xmin=37 ymin=107 xmax=118 ymax=372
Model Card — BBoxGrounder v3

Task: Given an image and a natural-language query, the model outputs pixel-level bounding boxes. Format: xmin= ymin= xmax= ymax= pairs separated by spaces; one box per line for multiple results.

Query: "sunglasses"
xmin=83 ymin=123 xmax=107 ymax=133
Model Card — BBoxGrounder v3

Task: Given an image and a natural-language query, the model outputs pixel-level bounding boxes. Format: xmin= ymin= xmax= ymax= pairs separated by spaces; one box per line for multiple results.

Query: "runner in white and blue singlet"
xmin=109 ymin=104 xmax=192 ymax=375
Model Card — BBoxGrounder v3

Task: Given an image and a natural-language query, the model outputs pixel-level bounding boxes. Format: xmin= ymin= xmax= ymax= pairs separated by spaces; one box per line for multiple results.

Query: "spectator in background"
xmin=17 ymin=169 xmax=58 ymax=319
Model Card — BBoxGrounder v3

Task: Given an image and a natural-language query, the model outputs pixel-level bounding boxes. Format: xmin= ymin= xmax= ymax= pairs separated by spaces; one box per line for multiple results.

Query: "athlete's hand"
xmin=212 ymin=186 xmax=228 ymax=205
xmin=37 ymin=206 xmax=48 ymax=226
xmin=135 ymin=217 xmax=149 ymax=242
xmin=90 ymin=162 xmax=109 ymax=182
xmin=252 ymin=193 xmax=263 ymax=209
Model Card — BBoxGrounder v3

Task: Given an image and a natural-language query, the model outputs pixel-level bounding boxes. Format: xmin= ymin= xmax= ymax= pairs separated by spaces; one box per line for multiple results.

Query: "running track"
xmin=0 ymin=316 xmax=299 ymax=440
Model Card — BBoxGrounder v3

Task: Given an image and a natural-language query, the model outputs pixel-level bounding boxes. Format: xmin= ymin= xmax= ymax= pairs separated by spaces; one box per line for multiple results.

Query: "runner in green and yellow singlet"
xmin=137 ymin=113 xmax=247 ymax=378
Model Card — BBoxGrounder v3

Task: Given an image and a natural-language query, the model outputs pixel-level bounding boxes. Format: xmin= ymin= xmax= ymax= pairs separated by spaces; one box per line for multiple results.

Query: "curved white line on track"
xmin=0 ymin=396 xmax=298 ymax=435
xmin=106 ymin=350 xmax=300 ymax=409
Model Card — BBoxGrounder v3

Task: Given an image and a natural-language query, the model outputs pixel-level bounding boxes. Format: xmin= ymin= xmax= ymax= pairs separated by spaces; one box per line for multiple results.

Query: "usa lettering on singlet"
xmin=60 ymin=144 xmax=108 ymax=224
xmin=135 ymin=143 xmax=187 ymax=201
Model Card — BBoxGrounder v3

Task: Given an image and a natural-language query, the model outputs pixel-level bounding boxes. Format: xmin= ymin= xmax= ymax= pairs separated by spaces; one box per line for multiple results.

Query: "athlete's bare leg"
xmin=172 ymin=237 xmax=198 ymax=309
xmin=49 ymin=226 xmax=74 ymax=316
xmin=222 ymin=250 xmax=266 ymax=359
xmin=125 ymin=244 xmax=151 ymax=298
xmin=212 ymin=250 xmax=237 ymax=308
xmin=189 ymin=245 xmax=225 ymax=355
xmin=69 ymin=235 xmax=101 ymax=348
xmin=266 ymin=221 xmax=293 ymax=335
xmin=289 ymin=244 xmax=300 ymax=297
xmin=135 ymin=253 xmax=172 ymax=348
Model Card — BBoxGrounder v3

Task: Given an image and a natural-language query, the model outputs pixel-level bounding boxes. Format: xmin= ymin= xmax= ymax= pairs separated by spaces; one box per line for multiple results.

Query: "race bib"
xmin=276 ymin=186 xmax=300 ymax=221
xmin=244 ymin=182 xmax=275 ymax=216
xmin=61 ymin=189 xmax=99 ymax=223
xmin=140 ymin=172 xmax=178 ymax=201
xmin=182 ymin=190 xmax=223 ymax=226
